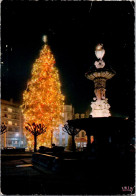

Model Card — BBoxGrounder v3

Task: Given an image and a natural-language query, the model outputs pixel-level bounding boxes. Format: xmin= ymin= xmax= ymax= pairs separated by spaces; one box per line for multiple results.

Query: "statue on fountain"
xmin=85 ymin=44 xmax=115 ymax=117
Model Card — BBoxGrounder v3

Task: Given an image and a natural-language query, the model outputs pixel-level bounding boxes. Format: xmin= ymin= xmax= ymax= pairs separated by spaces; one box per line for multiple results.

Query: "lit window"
xmin=84 ymin=142 xmax=87 ymax=147
xmin=82 ymin=132 xmax=85 ymax=137
xmin=8 ymin=108 xmax=12 ymax=113
xmin=91 ymin=136 xmax=94 ymax=144
xmin=77 ymin=142 xmax=80 ymax=147
xmin=75 ymin=113 xmax=79 ymax=119
xmin=8 ymin=115 xmax=12 ymax=119
xmin=8 ymin=127 xmax=13 ymax=131
xmin=81 ymin=142 xmax=84 ymax=147
xmin=15 ymin=133 xmax=19 ymax=137
xmin=4 ymin=114 xmax=7 ymax=118
xmin=15 ymin=122 xmax=17 ymax=126
xmin=8 ymin=140 xmax=12 ymax=145
xmin=14 ymin=141 xmax=18 ymax=144
xmin=81 ymin=114 xmax=85 ymax=118
xmin=8 ymin=121 xmax=12 ymax=125
xmin=76 ymin=133 xmax=79 ymax=137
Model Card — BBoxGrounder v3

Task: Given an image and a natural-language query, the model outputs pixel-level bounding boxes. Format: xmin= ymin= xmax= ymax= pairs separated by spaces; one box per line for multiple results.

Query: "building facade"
xmin=53 ymin=105 xmax=74 ymax=147
xmin=53 ymin=109 xmax=92 ymax=149
xmin=1 ymin=99 xmax=26 ymax=148
xmin=74 ymin=113 xmax=87 ymax=149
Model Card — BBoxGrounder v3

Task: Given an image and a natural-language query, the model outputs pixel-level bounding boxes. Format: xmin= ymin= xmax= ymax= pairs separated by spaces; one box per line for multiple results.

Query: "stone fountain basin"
xmin=67 ymin=117 xmax=129 ymax=136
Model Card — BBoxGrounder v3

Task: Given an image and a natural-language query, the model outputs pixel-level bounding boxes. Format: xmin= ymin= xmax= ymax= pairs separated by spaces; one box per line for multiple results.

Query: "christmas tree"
xmin=21 ymin=36 xmax=64 ymax=149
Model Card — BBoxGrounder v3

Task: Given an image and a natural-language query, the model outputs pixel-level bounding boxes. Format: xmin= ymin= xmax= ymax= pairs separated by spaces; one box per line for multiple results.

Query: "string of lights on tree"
xmin=21 ymin=36 xmax=64 ymax=149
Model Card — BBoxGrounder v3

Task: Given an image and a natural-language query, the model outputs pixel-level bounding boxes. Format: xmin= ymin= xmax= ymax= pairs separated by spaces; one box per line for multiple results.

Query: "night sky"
xmin=1 ymin=1 xmax=135 ymax=118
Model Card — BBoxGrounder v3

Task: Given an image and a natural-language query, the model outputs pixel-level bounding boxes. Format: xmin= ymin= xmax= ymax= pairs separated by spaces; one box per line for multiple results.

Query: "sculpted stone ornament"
xmin=94 ymin=44 xmax=105 ymax=69
xmin=94 ymin=60 xmax=105 ymax=69
xmin=95 ymin=44 xmax=105 ymax=60
xmin=91 ymin=99 xmax=111 ymax=117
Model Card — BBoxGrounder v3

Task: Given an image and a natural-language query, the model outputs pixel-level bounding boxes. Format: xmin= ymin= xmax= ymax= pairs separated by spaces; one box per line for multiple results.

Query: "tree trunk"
xmin=87 ymin=133 xmax=91 ymax=151
xmin=4 ymin=132 xmax=7 ymax=148
xmin=34 ymin=134 xmax=37 ymax=152
xmin=66 ymin=136 xmax=73 ymax=151
xmin=51 ymin=130 xmax=53 ymax=148
xmin=72 ymin=135 xmax=76 ymax=152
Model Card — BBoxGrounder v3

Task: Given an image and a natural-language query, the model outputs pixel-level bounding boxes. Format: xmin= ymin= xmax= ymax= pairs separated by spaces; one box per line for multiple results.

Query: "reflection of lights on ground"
xmin=16 ymin=164 xmax=33 ymax=168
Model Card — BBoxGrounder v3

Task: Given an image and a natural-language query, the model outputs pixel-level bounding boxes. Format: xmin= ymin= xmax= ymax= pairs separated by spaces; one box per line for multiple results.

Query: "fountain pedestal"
xmin=67 ymin=117 xmax=130 ymax=154
xmin=85 ymin=44 xmax=115 ymax=117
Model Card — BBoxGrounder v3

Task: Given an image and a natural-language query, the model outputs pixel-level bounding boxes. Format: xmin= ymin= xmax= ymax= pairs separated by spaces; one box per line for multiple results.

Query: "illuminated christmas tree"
xmin=21 ymin=36 xmax=64 ymax=149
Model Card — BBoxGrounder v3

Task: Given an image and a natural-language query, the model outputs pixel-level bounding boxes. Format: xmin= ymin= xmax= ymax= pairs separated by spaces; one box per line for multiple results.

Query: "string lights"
xmin=21 ymin=38 xmax=64 ymax=149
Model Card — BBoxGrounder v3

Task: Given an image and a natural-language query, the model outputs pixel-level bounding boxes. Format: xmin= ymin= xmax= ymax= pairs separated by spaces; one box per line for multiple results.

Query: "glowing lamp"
xmin=15 ymin=133 xmax=19 ymax=137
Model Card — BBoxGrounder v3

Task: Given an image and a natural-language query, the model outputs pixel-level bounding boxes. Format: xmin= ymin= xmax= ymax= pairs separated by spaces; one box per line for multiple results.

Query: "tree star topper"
xmin=42 ymin=35 xmax=47 ymax=43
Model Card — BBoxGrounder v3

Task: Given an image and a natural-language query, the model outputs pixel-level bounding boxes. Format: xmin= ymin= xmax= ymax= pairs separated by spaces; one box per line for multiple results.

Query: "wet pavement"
xmin=1 ymin=153 xmax=135 ymax=195
xmin=2 ymin=156 xmax=90 ymax=195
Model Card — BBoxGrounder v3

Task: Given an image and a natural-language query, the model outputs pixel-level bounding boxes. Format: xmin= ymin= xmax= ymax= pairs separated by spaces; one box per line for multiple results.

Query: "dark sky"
xmin=1 ymin=1 xmax=135 ymax=118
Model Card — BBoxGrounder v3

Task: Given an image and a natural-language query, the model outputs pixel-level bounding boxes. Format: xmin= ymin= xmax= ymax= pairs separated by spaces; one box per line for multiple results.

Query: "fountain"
xmin=86 ymin=44 xmax=115 ymax=117
xmin=67 ymin=44 xmax=130 ymax=152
